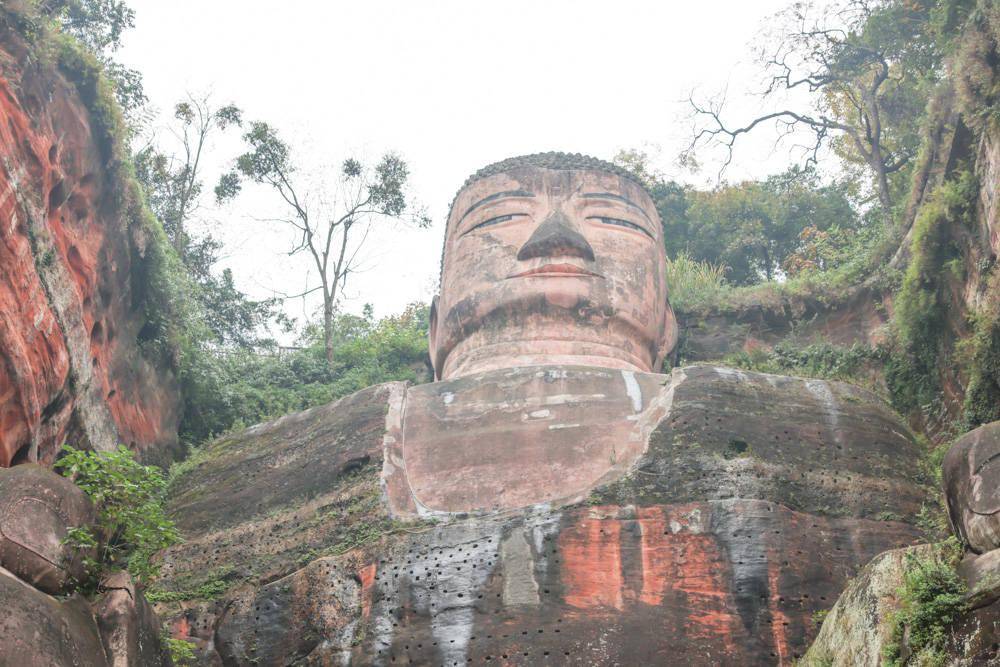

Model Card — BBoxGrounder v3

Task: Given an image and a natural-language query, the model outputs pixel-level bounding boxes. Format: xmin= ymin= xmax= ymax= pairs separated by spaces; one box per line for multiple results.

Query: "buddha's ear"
xmin=428 ymin=295 xmax=440 ymax=380
xmin=656 ymin=301 xmax=679 ymax=370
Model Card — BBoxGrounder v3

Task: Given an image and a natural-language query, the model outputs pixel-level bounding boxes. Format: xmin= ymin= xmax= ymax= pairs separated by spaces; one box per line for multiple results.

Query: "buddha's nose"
xmin=516 ymin=210 xmax=595 ymax=262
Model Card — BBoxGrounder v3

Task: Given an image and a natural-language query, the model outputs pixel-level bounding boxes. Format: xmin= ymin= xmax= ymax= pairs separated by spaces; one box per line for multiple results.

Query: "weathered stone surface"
xmin=156 ymin=383 xmax=400 ymax=602
xmin=0 ymin=565 xmax=108 ymax=666
xmin=590 ymin=365 xmax=927 ymax=521
xmin=979 ymin=125 xmax=1000 ymax=256
xmin=157 ymin=365 xmax=927 ymax=665
xmin=804 ymin=545 xmax=931 ymax=666
xmin=943 ymin=421 xmax=1000 ymax=553
xmin=0 ymin=462 xmax=95 ymax=594
xmin=196 ymin=501 xmax=919 ymax=666
xmin=805 ymin=544 xmax=1000 ymax=666
xmin=215 ymin=556 xmax=362 ymax=665
xmin=94 ymin=571 xmax=172 ymax=667
xmin=0 ymin=21 xmax=179 ymax=468
xmin=390 ymin=366 xmax=669 ymax=514
xmin=959 ymin=548 xmax=1000 ymax=609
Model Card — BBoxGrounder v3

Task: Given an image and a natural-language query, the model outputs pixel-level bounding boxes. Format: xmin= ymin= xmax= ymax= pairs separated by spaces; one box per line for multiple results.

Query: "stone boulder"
xmin=805 ymin=544 xmax=1000 ymax=666
xmin=0 ymin=565 xmax=173 ymax=667
xmin=0 ymin=565 xmax=108 ymax=666
xmin=94 ymin=571 xmax=173 ymax=667
xmin=943 ymin=421 xmax=1000 ymax=553
xmin=0 ymin=463 xmax=95 ymax=593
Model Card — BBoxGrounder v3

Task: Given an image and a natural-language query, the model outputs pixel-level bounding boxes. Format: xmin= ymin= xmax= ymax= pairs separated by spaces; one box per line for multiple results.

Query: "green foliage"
xmin=886 ymin=170 xmax=977 ymax=412
xmin=684 ymin=168 xmax=859 ymax=285
xmin=723 ymin=342 xmax=880 ymax=386
xmin=146 ymin=578 xmax=229 ymax=603
xmin=5 ymin=0 xmax=149 ymax=122
xmin=663 ymin=253 xmax=730 ymax=312
xmin=54 ymin=446 xmax=180 ymax=586
xmin=962 ymin=268 xmax=1000 ymax=428
xmin=616 ymin=151 xmax=865 ymax=287
xmin=181 ymin=303 xmax=431 ymax=442
xmin=160 ymin=633 xmax=197 ymax=667
xmin=950 ymin=0 xmax=1000 ymax=131
xmin=884 ymin=539 xmax=968 ymax=666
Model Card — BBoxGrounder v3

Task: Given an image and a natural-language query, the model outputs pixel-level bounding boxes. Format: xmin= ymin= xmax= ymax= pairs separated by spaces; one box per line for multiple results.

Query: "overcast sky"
xmin=120 ymin=0 xmax=803 ymax=333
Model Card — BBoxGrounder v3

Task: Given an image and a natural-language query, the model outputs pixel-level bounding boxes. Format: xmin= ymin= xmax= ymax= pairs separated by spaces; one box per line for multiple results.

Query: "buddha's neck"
xmin=439 ymin=339 xmax=651 ymax=380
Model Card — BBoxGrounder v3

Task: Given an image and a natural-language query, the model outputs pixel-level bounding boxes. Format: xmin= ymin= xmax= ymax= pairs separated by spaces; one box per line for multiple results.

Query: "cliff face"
xmin=0 ymin=26 xmax=179 ymax=467
xmin=154 ymin=366 xmax=926 ymax=665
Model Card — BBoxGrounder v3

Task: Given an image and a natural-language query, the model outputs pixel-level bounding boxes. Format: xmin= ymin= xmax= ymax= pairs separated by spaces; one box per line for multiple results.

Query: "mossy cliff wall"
xmin=676 ymin=100 xmax=1000 ymax=446
xmin=0 ymin=14 xmax=180 ymax=467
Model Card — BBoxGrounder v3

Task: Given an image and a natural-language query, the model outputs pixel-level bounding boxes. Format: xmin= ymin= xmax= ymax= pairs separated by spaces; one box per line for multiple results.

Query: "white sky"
xmin=120 ymin=0 xmax=805 ymax=333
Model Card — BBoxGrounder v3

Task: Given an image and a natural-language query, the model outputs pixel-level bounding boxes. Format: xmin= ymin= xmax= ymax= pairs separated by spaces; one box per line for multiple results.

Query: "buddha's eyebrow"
xmin=459 ymin=190 xmax=534 ymax=222
xmin=581 ymin=192 xmax=652 ymax=222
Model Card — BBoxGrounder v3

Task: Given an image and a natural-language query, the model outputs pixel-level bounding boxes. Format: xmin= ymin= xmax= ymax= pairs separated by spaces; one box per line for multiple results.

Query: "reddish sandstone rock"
xmin=0 ymin=463 xmax=95 ymax=594
xmin=0 ymin=565 xmax=108 ymax=666
xmin=0 ymin=22 xmax=179 ymax=468
xmin=94 ymin=571 xmax=172 ymax=667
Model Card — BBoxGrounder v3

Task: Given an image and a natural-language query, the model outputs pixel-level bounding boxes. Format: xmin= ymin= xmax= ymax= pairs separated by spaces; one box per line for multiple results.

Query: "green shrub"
xmin=180 ymin=303 xmax=432 ymax=442
xmin=161 ymin=633 xmax=197 ymax=667
xmin=884 ymin=539 xmax=968 ymax=666
xmin=723 ymin=342 xmax=880 ymax=385
xmin=54 ymin=445 xmax=181 ymax=586
xmin=962 ymin=269 xmax=1000 ymax=428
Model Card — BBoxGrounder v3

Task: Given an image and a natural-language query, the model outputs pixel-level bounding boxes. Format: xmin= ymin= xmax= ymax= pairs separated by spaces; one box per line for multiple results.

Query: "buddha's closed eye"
xmin=465 ymin=213 xmax=527 ymax=235
xmin=588 ymin=216 xmax=653 ymax=239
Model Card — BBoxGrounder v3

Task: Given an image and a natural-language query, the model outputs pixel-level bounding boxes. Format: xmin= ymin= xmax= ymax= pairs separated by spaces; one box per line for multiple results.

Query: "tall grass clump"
xmin=664 ymin=253 xmax=730 ymax=312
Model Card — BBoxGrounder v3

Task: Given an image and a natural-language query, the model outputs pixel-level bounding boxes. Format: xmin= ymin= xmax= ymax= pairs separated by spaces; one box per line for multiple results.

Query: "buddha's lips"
xmin=508 ymin=263 xmax=602 ymax=279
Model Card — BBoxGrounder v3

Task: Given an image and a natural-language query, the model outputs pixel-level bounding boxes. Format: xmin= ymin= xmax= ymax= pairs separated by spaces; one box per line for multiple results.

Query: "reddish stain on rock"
xmin=358 ymin=562 xmax=377 ymax=620
xmin=559 ymin=513 xmax=624 ymax=610
xmin=636 ymin=506 xmax=740 ymax=650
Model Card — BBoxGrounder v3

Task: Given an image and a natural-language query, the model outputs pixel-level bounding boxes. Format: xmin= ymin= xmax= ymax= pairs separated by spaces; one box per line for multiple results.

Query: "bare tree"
xmin=134 ymin=94 xmax=242 ymax=259
xmin=216 ymin=122 xmax=429 ymax=364
xmin=686 ymin=0 xmax=940 ymax=217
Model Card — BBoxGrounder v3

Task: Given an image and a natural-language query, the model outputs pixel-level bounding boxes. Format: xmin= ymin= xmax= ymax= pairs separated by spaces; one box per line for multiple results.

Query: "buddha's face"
xmin=430 ymin=167 xmax=677 ymax=379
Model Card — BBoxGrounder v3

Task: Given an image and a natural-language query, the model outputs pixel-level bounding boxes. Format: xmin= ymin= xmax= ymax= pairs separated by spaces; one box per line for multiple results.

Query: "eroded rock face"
xmin=804 ymin=545 xmax=933 ymax=667
xmin=0 ymin=464 xmax=172 ymax=667
xmin=805 ymin=544 xmax=1000 ymax=667
xmin=94 ymin=571 xmax=172 ymax=667
xmin=0 ymin=26 xmax=179 ymax=467
xmin=0 ymin=463 xmax=95 ymax=594
xmin=156 ymin=366 xmax=927 ymax=665
xmin=943 ymin=421 xmax=1000 ymax=553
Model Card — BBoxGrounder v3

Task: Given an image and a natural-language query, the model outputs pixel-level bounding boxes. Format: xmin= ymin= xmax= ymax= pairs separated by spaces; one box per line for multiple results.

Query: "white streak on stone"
xmin=622 ymin=370 xmax=643 ymax=412
xmin=714 ymin=366 xmax=749 ymax=383
xmin=805 ymin=379 xmax=842 ymax=447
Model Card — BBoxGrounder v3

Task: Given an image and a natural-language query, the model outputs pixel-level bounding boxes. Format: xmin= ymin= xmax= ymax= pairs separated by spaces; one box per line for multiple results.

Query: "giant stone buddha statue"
xmin=157 ymin=154 xmax=931 ymax=666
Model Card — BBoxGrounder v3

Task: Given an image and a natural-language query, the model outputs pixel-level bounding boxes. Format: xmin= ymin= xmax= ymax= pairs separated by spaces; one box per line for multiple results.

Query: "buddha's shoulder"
xmin=163 ymin=364 xmax=925 ymax=537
